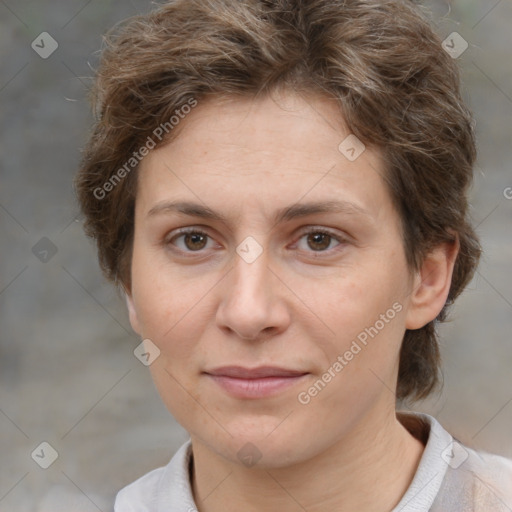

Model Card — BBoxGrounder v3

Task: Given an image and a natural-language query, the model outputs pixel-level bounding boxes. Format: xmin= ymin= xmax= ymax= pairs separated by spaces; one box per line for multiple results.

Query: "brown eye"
xmin=182 ymin=232 xmax=208 ymax=251
xmin=167 ymin=229 xmax=214 ymax=252
xmin=306 ymin=232 xmax=332 ymax=251
xmin=294 ymin=228 xmax=344 ymax=254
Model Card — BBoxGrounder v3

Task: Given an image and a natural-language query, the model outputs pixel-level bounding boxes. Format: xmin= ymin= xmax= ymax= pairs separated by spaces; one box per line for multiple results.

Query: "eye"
xmin=164 ymin=226 xmax=346 ymax=256
xmin=166 ymin=228 xmax=217 ymax=253
xmin=294 ymin=228 xmax=344 ymax=254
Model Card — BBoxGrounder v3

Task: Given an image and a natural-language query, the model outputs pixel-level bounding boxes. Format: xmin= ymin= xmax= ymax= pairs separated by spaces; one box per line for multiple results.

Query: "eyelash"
xmin=165 ymin=226 xmax=347 ymax=257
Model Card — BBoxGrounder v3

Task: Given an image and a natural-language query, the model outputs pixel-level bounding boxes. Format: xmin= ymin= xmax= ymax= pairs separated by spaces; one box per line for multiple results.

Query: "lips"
xmin=205 ymin=366 xmax=308 ymax=379
xmin=204 ymin=366 xmax=309 ymax=399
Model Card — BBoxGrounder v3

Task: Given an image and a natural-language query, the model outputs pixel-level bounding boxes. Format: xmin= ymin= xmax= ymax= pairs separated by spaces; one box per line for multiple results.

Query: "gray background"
xmin=0 ymin=1 xmax=511 ymax=510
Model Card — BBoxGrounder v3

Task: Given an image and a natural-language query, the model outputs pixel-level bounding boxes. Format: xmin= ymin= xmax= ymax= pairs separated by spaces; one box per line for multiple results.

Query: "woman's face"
xmin=127 ymin=92 xmax=417 ymax=468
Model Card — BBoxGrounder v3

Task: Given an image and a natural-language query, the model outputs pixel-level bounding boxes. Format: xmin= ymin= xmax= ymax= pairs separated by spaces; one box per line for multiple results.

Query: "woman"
xmin=76 ymin=0 xmax=512 ymax=510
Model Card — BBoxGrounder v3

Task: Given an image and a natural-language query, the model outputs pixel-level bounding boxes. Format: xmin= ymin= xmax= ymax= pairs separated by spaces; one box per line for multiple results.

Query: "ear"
xmin=405 ymin=237 xmax=459 ymax=330
xmin=124 ymin=289 xmax=142 ymax=336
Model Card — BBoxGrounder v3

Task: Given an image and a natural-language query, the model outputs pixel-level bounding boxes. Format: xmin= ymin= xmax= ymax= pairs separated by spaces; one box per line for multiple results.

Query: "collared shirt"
xmin=114 ymin=413 xmax=512 ymax=511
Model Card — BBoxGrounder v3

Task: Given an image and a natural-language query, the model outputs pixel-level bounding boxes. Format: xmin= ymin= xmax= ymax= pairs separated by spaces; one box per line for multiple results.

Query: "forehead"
xmin=136 ymin=92 xmax=391 ymax=222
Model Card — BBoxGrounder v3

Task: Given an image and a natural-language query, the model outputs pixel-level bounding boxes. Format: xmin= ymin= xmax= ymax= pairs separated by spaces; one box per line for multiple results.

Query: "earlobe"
xmin=125 ymin=290 xmax=142 ymax=335
xmin=405 ymin=237 xmax=459 ymax=330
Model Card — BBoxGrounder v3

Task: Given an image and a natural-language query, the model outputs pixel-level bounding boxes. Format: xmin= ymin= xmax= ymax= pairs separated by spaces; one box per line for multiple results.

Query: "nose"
xmin=215 ymin=246 xmax=291 ymax=341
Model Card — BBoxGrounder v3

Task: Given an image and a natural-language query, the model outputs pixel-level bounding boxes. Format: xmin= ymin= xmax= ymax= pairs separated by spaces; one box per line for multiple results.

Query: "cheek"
xmin=130 ymin=251 xmax=218 ymax=362
xmin=130 ymin=246 xmax=175 ymax=328
xmin=304 ymin=260 xmax=407 ymax=386
xmin=311 ymin=268 xmax=402 ymax=339
xmin=299 ymin=300 xmax=406 ymax=422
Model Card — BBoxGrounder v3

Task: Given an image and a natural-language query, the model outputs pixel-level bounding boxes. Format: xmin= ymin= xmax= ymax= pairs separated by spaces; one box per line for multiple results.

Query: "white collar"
xmin=115 ymin=412 xmax=459 ymax=511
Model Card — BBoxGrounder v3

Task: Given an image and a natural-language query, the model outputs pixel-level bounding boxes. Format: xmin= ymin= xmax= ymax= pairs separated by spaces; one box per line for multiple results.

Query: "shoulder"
xmin=114 ymin=465 xmax=166 ymax=512
xmin=436 ymin=442 xmax=512 ymax=510
xmin=421 ymin=414 xmax=512 ymax=511
xmin=114 ymin=440 xmax=196 ymax=512
xmin=395 ymin=412 xmax=512 ymax=511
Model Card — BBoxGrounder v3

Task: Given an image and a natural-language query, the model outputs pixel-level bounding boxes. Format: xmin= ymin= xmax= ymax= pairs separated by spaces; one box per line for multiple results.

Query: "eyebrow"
xmin=147 ymin=199 xmax=372 ymax=225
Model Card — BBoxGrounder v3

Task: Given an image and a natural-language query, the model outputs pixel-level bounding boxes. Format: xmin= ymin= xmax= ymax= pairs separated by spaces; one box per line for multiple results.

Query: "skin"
xmin=126 ymin=90 xmax=458 ymax=512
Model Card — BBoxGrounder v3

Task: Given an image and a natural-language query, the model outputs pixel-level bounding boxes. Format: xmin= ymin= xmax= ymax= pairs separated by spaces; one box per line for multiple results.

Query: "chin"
xmin=194 ymin=414 xmax=321 ymax=469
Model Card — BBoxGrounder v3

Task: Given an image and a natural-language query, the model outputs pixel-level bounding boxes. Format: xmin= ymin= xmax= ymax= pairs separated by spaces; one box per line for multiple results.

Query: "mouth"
xmin=204 ymin=366 xmax=309 ymax=399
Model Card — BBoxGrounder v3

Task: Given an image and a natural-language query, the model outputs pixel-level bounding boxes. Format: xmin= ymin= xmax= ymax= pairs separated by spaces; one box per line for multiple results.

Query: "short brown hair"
xmin=76 ymin=0 xmax=481 ymax=402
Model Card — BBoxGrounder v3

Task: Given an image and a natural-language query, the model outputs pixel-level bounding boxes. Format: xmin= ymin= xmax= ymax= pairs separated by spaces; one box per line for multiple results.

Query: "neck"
xmin=190 ymin=407 xmax=425 ymax=512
